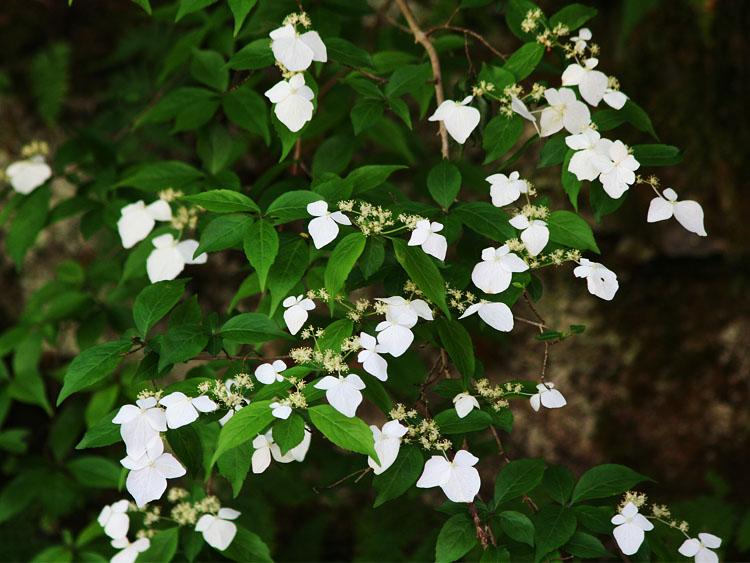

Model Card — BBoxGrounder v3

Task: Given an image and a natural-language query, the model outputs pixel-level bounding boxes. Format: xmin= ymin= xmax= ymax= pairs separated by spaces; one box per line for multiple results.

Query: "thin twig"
xmin=393 ymin=0 xmax=450 ymax=159
xmin=426 ymin=25 xmax=507 ymax=61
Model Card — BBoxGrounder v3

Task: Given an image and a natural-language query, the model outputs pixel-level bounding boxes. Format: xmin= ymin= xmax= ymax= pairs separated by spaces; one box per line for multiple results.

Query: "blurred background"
xmin=0 ymin=0 xmax=748 ymax=560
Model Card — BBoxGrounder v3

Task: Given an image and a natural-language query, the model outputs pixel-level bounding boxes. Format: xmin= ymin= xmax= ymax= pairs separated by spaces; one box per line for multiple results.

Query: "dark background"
xmin=0 ymin=0 xmax=748 ymax=560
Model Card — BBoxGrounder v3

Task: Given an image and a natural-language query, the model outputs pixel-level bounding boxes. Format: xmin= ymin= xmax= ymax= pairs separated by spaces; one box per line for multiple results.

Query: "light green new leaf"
xmin=324 ymin=232 xmax=366 ymax=297
xmin=57 ymin=339 xmax=132 ymax=405
xmin=243 ymin=219 xmax=279 ymax=291
xmin=308 ymin=405 xmax=377 ymax=459
xmin=133 ymin=279 xmax=188 ymax=337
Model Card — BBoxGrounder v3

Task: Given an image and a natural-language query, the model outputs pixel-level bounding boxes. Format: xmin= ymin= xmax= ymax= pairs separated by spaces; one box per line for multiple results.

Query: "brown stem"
xmin=393 ymin=0 xmax=450 ymax=159
xmin=469 ymin=501 xmax=496 ymax=549
xmin=426 ymin=25 xmax=507 ymax=61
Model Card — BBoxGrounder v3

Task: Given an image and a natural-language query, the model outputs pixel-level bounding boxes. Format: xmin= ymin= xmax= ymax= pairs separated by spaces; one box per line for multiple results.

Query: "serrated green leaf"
xmin=427 ymin=161 xmax=461 ymax=209
xmin=435 ymin=514 xmax=477 ymax=563
xmin=57 ymin=339 xmax=132 ymax=405
xmin=571 ymin=464 xmax=651 ymax=503
xmin=324 ymin=232 xmax=366 ymax=297
xmin=133 ymin=279 xmax=188 ymax=337
xmin=243 ymin=219 xmax=278 ymax=291
xmin=308 ymin=405 xmax=377 ymax=459
xmin=183 ymin=189 xmax=259 ymax=213
xmin=392 ymin=239 xmax=448 ymax=316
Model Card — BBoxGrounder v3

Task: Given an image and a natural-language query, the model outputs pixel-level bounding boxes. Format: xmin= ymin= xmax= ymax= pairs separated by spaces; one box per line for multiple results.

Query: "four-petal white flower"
xmin=6 ymin=155 xmax=52 ymax=195
xmin=111 ymin=537 xmax=150 ymax=563
xmin=509 ymin=213 xmax=549 ymax=257
xmin=306 ymin=200 xmax=351 ymax=249
xmin=255 ymin=360 xmax=287 ymax=385
xmin=146 ymin=234 xmax=207 ymax=283
xmin=647 ymin=188 xmax=706 ymax=236
xmin=375 ymin=318 xmax=415 ymax=358
xmin=314 ymin=374 xmax=366 ymax=417
xmin=565 ymin=128 xmax=612 ymax=182
xmin=158 ymin=392 xmax=217 ymax=429
xmin=270 ymin=401 xmax=292 ymax=420
xmin=357 ymin=332 xmax=388 ymax=381
xmin=121 ymin=437 xmax=186 ymax=507
xmin=471 ymin=245 xmax=529 ymax=294
xmin=264 ymin=74 xmax=315 ymax=132
xmin=459 ymin=301 xmax=514 ymax=332
xmin=97 ymin=500 xmax=130 ymax=540
xmin=611 ymin=502 xmax=654 ymax=556
xmin=487 ymin=171 xmax=529 ymax=207
xmin=195 ymin=508 xmax=241 ymax=551
xmin=377 ymin=296 xmax=433 ymax=326
xmin=269 ymin=24 xmax=327 ymax=72
xmin=252 ymin=428 xmax=312 ymax=474
xmin=283 ymin=294 xmax=316 ymax=335
xmin=540 ymin=87 xmax=591 ymax=137
xmin=573 ymin=258 xmax=619 ymax=301
xmin=416 ymin=449 xmax=481 ymax=503
xmin=529 ymin=382 xmax=567 ymax=411
xmin=112 ymin=397 xmax=167 ymax=459
xmin=598 ymin=140 xmax=640 ymax=199
xmin=368 ymin=420 xmax=408 ymax=474
xmin=678 ymin=533 xmax=722 ymax=563
xmin=562 ymin=58 xmax=609 ymax=107
xmin=408 ymin=220 xmax=447 ymax=261
xmin=453 ymin=392 xmax=480 ymax=419
xmin=117 ymin=200 xmax=172 ymax=249
xmin=571 ymin=27 xmax=592 ymax=54
xmin=428 ymin=96 xmax=481 ymax=144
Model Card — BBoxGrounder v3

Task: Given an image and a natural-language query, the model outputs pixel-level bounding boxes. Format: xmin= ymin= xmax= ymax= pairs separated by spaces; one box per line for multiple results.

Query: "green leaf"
xmin=435 ymin=318 xmax=475 ymax=378
xmin=312 ymin=135 xmax=355 ymax=178
xmin=7 ymin=187 xmax=50 ymax=267
xmin=272 ymin=413 xmax=305 ymax=455
xmin=117 ymin=161 xmax=203 ymax=190
xmin=533 ymin=505 xmax=577 ymax=561
xmin=223 ymin=83 xmax=270 ymax=144
xmin=427 ymin=161 xmax=461 ymax=209
xmin=131 ymin=0 xmax=152 ymax=14
xmin=266 ymin=190 xmax=321 ymax=224
xmin=505 ymin=0 xmax=544 ymax=41
xmin=494 ymin=458 xmax=546 ymax=506
xmin=135 ymin=87 xmax=217 ymax=130
xmin=503 ymin=42 xmax=544 ymax=81
xmin=137 ymin=527 xmax=178 ymax=562
xmin=351 ymin=99 xmax=384 ymax=135
xmin=223 ymin=527 xmax=272 ymax=562
xmin=57 ymin=339 xmax=132 ymax=405
xmin=547 ymin=210 xmax=599 ymax=253
xmin=549 ymin=4 xmax=597 ymax=30
xmin=66 ymin=456 xmax=121 ymax=489
xmin=133 ymin=279 xmax=187 ymax=337
xmin=190 ymin=49 xmax=228 ymax=91
xmin=217 ymin=445 xmax=251 ymax=497
xmin=76 ymin=410 xmax=120 ymax=449
xmin=453 ymin=202 xmax=514 ymax=242
xmin=243 ymin=219 xmax=279 ymax=292
xmin=434 ymin=408 xmax=491 ymax=434
xmin=196 ymin=214 xmax=252 ymax=255
xmin=499 ymin=511 xmax=535 ymax=547
xmin=326 ymin=37 xmax=374 ymax=69
xmin=175 ymin=0 xmax=217 ymax=22
xmin=483 ymin=115 xmax=524 ymax=164
xmin=435 ymin=514 xmax=477 ymax=563
xmin=360 ymin=237 xmax=385 ymax=279
xmin=308 ymin=405 xmax=377 ymax=459
xmin=183 ymin=189 xmax=259 ymax=213
xmin=324 ymin=232 xmax=366 ymax=297
xmin=564 ymin=531 xmax=609 ymax=559
xmin=227 ymin=38 xmax=274 ymax=70
xmin=30 ymin=42 xmax=70 ymax=125
xmin=347 ymin=164 xmax=407 ymax=195
xmin=392 ymin=239 xmax=448 ymax=316
xmin=227 ymin=0 xmax=257 ymax=36
xmin=385 ymin=64 xmax=431 ymax=98
xmin=212 ymin=400 xmax=274 ymax=465
xmin=158 ymin=297 xmax=208 ymax=370
xmin=539 ymin=135 xmax=567 ymax=168
xmin=561 ymin=150 xmax=582 ymax=210
xmin=543 ymin=464 xmax=575 ymax=505
xmin=220 ymin=313 xmax=289 ymax=344
xmin=571 ymin=464 xmax=651 ymax=503
xmin=266 ymin=238 xmax=308 ymax=314
xmin=632 ymin=144 xmax=682 ymax=166
xmin=372 ymin=445 xmax=423 ymax=507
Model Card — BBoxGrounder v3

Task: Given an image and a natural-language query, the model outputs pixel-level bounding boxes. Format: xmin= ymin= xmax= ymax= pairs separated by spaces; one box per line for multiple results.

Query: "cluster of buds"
xmin=137 ymin=388 xmax=163 ymax=401
xmin=637 ymin=174 xmax=661 ymax=190
xmin=21 ymin=140 xmax=49 ymax=158
xmin=171 ymin=205 xmax=200 ymax=230
xmin=498 ymin=83 xmax=544 ymax=116
xmin=306 ymin=288 xmax=330 ymax=301
xmin=521 ymin=8 xmax=544 ymax=33
xmin=620 ymin=490 xmax=648 ymax=509
xmin=353 ymin=202 xmax=395 ymax=236
xmin=169 ymin=494 xmax=221 ymax=526
xmin=403 ymin=280 xmax=424 ymax=298
xmin=345 ymin=298 xmax=374 ymax=322
xmin=282 ymin=11 xmax=311 ymax=28
xmin=158 ymin=188 xmax=183 ymax=203
xmin=397 ymin=213 xmax=425 ymax=231
xmin=527 ymin=248 xmax=582 ymax=269
xmin=474 ymin=378 xmax=522 ymax=411
xmin=519 ymin=203 xmax=549 ymax=221
xmin=406 ymin=419 xmax=452 ymax=452
xmin=446 ymin=283 xmax=477 ymax=313
xmin=471 ymin=80 xmax=495 ymax=98
xmin=198 ymin=374 xmax=253 ymax=410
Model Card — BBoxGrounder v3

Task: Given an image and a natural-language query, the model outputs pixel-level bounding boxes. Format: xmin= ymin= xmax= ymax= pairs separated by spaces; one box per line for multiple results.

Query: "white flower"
xmin=111 ymin=537 xmax=150 ymax=563
xmin=453 ymin=392 xmax=480 ymax=419
xmin=195 ymin=508 xmax=241 ymax=551
xmin=678 ymin=533 xmax=722 ymax=563
xmin=647 ymin=188 xmax=707 ymax=237
xmin=416 ymin=449 xmax=481 ymax=503
xmin=252 ymin=429 xmax=311 ymax=474
xmin=511 ymin=96 xmax=537 ymax=127
xmin=375 ymin=318 xmax=414 ymax=358
xmin=611 ymin=502 xmax=654 ymax=556
xmin=270 ymin=401 xmax=292 ymax=420
xmin=314 ymin=374 xmax=366 ymax=417
xmin=573 ymin=258 xmax=619 ymax=301
xmin=459 ymin=301 xmax=514 ymax=332
xmin=158 ymin=392 xmax=217 ymax=429
xmin=357 ymin=332 xmax=388 ymax=381
xmin=306 ymin=200 xmax=351 ymax=249
xmin=598 ymin=140 xmax=640 ymax=199
xmin=509 ymin=214 xmax=549 ymax=256
xmin=368 ymin=420 xmax=408 ymax=474
xmin=146 ymin=234 xmax=207 ymax=283
xmin=377 ymin=296 xmax=433 ymax=327
xmin=269 ymin=24 xmax=327 ymax=72
xmin=539 ymin=87 xmax=591 ymax=137
xmin=562 ymin=58 xmax=609 ymax=107
xmin=603 ymin=88 xmax=628 ymax=110
xmin=565 ymin=128 xmax=612 ymax=182
xmin=471 ymin=245 xmax=529 ymax=295
xmin=255 ymin=360 xmax=287 ymax=384
xmin=6 ymin=155 xmax=51 ymax=195
xmin=529 ymin=383 xmax=567 ymax=411
xmin=112 ymin=397 xmax=167 ymax=459
xmin=121 ymin=437 xmax=186 ymax=507
xmin=283 ymin=294 xmax=316 ymax=335
xmin=264 ymin=74 xmax=315 ymax=132
xmin=117 ymin=200 xmax=172 ymax=249
xmin=408 ymin=220 xmax=447 ymax=261
xmin=428 ymin=96 xmax=480 ymax=144
xmin=219 ymin=404 xmax=243 ymax=426
xmin=97 ymin=500 xmax=130 ymax=539
xmin=487 ymin=171 xmax=529 ymax=207
xmin=571 ymin=27 xmax=592 ymax=53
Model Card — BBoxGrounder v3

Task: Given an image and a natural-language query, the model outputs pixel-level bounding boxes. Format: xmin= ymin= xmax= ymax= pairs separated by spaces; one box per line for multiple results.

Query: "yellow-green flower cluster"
xmin=282 ymin=11 xmax=311 ymax=28
xmin=355 ymin=202 xmax=395 ymax=236
xmin=474 ymin=378 xmax=522 ymax=411
xmin=446 ymin=284 xmax=476 ymax=313
xmin=21 ymin=140 xmax=49 ymax=158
